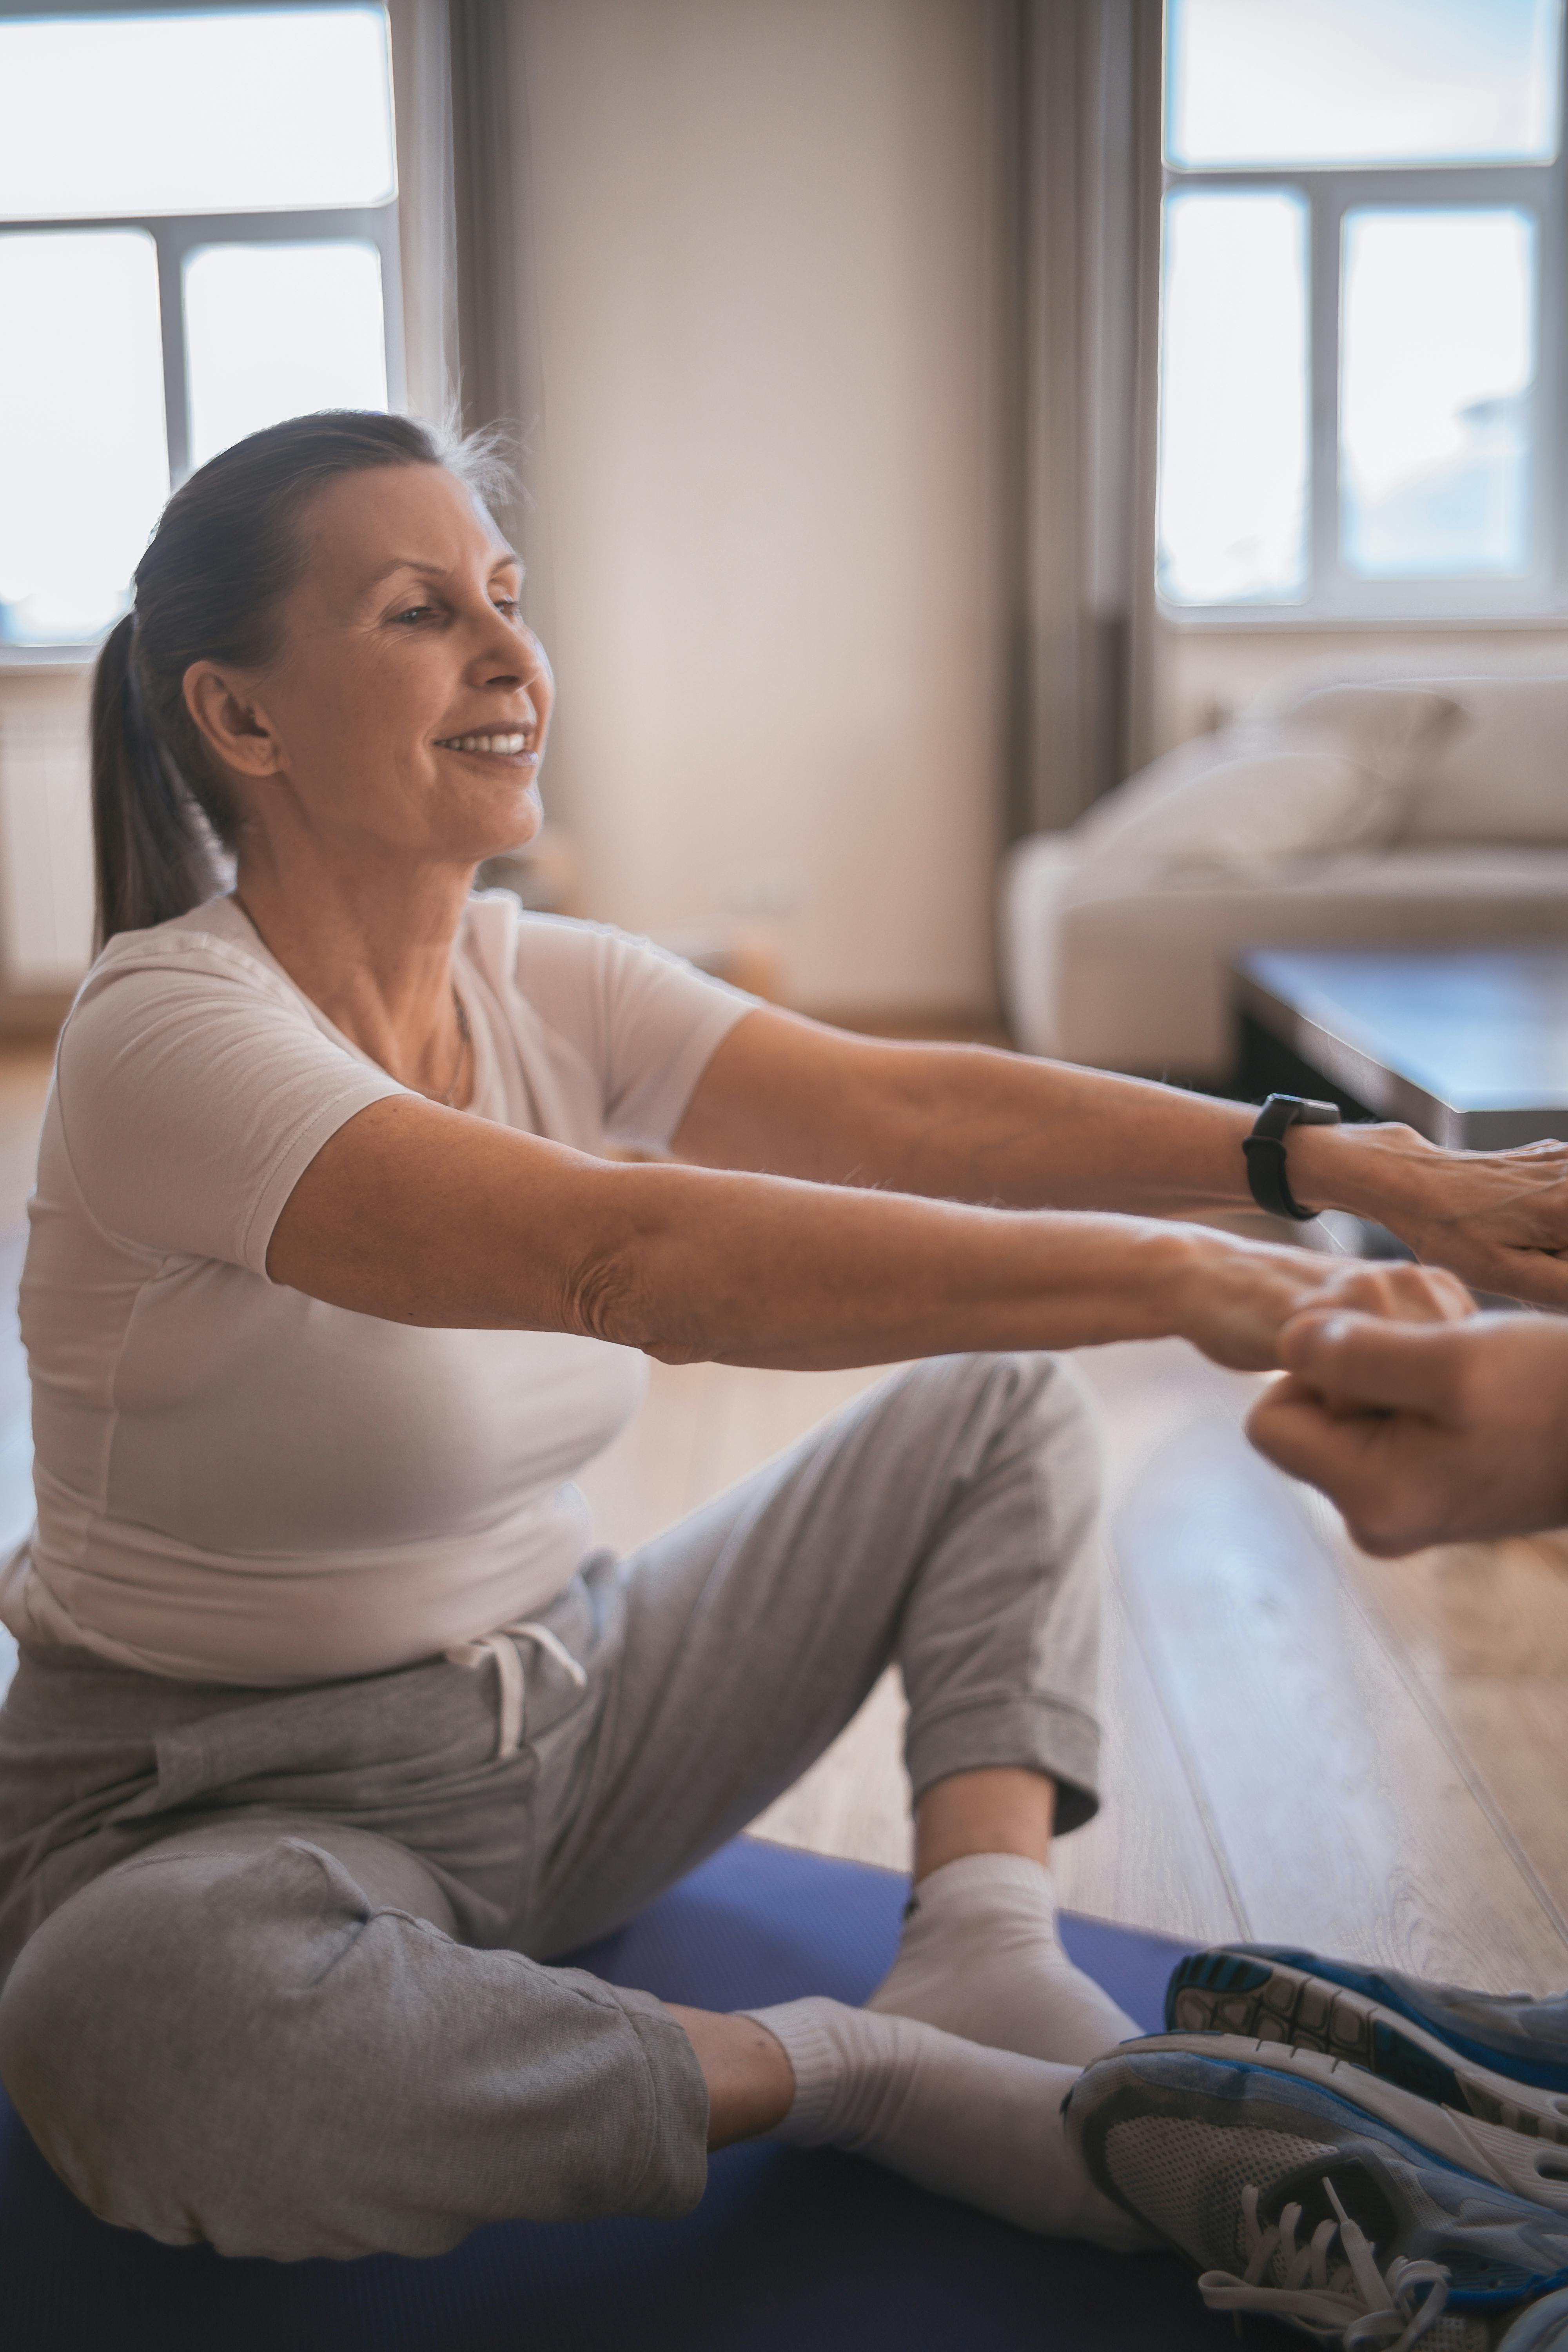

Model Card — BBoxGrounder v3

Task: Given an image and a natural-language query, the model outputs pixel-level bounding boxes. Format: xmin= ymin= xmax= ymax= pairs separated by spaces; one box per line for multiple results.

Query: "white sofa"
xmin=1000 ymin=667 xmax=1568 ymax=1080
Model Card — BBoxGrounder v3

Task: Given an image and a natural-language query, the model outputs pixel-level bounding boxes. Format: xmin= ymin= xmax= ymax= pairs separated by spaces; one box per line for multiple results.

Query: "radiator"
xmin=0 ymin=699 xmax=94 ymax=990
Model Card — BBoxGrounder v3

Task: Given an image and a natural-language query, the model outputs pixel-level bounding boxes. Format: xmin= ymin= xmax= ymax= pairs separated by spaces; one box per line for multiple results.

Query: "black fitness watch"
xmin=1242 ymin=1093 xmax=1341 ymax=1222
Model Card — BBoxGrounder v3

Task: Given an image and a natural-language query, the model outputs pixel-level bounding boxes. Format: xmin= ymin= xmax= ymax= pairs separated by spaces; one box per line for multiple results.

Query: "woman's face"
xmin=192 ymin=461 xmax=554 ymax=867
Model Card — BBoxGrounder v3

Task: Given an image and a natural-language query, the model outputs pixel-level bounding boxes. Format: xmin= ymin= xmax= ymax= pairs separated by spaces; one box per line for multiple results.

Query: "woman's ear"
xmin=183 ymin=663 xmax=284 ymax=780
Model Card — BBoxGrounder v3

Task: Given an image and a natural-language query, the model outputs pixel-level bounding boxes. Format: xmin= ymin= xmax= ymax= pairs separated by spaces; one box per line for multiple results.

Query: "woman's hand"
xmin=1290 ymin=1123 xmax=1568 ymax=1309
xmin=1160 ymin=1237 xmax=1474 ymax=1375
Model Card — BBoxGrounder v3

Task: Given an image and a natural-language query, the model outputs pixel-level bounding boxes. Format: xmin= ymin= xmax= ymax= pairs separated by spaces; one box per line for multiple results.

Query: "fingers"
xmin=1313 ymin=1260 xmax=1474 ymax=1325
xmin=1253 ymin=1300 xmax=1568 ymax=1550
xmin=1274 ymin=1310 xmax=1466 ymax=1416
xmin=1456 ymin=1250 xmax=1568 ymax=1313
xmin=1498 ymin=1138 xmax=1568 ymax=1163
xmin=1266 ymin=1262 xmax=1474 ymax=1397
xmin=1245 ymin=1379 xmax=1366 ymax=1476
xmin=1244 ymin=1386 xmax=1438 ymax=1555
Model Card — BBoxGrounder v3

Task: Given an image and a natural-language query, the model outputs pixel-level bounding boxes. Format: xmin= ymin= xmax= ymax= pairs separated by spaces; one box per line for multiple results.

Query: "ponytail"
xmin=90 ymin=614 xmax=227 ymax=945
xmin=89 ymin=408 xmax=509 ymax=948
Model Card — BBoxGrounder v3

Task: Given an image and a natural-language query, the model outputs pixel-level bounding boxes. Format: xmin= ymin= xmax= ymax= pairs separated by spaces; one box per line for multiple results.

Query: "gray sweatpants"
xmin=0 ymin=1352 xmax=1103 ymax=2261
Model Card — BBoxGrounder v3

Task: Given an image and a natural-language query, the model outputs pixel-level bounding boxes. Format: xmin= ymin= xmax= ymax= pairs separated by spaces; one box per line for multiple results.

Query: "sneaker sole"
xmin=1169 ymin=1951 xmax=1568 ymax=2150
xmin=1139 ymin=2025 xmax=1568 ymax=2216
xmin=1172 ymin=1946 xmax=1568 ymax=2095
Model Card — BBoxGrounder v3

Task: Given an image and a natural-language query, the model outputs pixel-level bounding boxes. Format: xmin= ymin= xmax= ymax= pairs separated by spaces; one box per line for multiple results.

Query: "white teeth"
xmin=440 ymin=732 xmax=527 ymax=754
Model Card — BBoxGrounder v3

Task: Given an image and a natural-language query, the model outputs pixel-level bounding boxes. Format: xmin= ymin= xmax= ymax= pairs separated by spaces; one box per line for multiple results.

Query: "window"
xmin=0 ymin=6 xmax=401 ymax=648
xmin=1157 ymin=0 xmax=1567 ymax=620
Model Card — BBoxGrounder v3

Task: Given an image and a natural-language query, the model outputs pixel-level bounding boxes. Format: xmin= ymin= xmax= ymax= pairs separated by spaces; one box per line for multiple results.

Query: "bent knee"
xmin=900 ymin=1348 xmax=1101 ymax=1475
xmin=0 ymin=1832 xmax=403 ymax=2257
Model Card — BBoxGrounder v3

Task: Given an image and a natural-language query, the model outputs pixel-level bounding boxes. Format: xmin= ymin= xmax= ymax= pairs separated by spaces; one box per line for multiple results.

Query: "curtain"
xmin=386 ymin=0 xmax=521 ymax=462
xmin=390 ymin=0 xmax=554 ymax=638
xmin=447 ymin=0 xmax=528 ymax=551
xmin=387 ymin=0 xmax=459 ymax=426
xmin=997 ymin=0 xmax=1163 ymax=842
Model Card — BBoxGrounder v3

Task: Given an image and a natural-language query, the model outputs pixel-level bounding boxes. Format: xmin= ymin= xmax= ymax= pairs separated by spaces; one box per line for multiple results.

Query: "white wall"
xmin=515 ymin=0 xmax=1003 ymax=1016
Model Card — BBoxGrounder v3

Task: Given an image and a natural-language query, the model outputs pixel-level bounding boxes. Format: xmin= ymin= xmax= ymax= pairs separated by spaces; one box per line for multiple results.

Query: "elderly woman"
xmin=0 ymin=414 xmax=1548 ymax=2264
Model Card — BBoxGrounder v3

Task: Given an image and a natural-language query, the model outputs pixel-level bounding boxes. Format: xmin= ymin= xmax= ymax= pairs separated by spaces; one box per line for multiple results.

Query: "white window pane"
xmin=185 ymin=244 xmax=388 ymax=470
xmin=1158 ymin=191 xmax=1308 ymax=607
xmin=0 ymin=9 xmax=394 ymax=219
xmin=1168 ymin=0 xmax=1561 ymax=168
xmin=1340 ymin=210 xmax=1535 ymax=581
xmin=0 ymin=230 xmax=169 ymax=645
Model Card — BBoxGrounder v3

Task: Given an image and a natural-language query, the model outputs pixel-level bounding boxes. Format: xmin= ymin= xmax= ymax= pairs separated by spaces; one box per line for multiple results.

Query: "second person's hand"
xmin=1247 ymin=1307 xmax=1568 ymax=1551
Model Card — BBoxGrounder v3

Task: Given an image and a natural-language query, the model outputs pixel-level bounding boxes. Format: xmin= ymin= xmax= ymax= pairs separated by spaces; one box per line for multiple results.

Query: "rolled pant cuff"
xmin=905 ymin=1695 xmax=1102 ymax=1834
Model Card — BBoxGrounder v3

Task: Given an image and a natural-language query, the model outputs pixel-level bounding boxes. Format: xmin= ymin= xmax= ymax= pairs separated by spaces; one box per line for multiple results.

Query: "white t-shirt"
xmin=0 ymin=893 xmax=753 ymax=1685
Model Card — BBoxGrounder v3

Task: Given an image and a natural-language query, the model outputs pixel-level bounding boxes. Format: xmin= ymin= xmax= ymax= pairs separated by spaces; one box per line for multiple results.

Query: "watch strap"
xmin=1242 ymin=1093 xmax=1341 ymax=1222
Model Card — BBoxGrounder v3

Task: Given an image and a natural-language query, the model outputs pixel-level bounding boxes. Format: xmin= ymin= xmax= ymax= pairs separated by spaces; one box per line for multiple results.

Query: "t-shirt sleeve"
xmin=507 ymin=913 xmax=759 ymax=1151
xmin=54 ymin=936 xmax=405 ymax=1273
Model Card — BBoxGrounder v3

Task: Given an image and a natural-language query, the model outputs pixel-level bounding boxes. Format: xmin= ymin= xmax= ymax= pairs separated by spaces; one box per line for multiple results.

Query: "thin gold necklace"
xmin=231 ymin=888 xmax=472 ymax=1107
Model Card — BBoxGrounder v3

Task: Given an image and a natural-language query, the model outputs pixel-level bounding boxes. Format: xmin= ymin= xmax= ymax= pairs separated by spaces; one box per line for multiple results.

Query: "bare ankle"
xmin=913 ymin=1766 xmax=1055 ymax=1882
xmin=667 ymin=2004 xmax=796 ymax=2148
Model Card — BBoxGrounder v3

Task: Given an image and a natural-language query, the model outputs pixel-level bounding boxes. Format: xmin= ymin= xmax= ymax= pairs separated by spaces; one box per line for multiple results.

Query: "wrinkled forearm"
xmin=687 ymin=1034 xmax=1263 ymax=1214
xmin=568 ymin=1163 xmax=1202 ymax=1369
xmin=879 ymin=1050 xmax=1261 ymax=1213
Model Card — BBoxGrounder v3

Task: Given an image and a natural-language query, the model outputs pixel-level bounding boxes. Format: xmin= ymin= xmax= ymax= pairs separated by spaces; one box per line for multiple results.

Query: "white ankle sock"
xmin=866 ymin=1852 xmax=1140 ymax=2065
xmin=744 ymin=1995 xmax=1157 ymax=2252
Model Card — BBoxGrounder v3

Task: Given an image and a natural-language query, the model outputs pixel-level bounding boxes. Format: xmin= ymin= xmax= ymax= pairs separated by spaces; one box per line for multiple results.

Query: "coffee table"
xmin=1233 ymin=947 xmax=1568 ymax=1149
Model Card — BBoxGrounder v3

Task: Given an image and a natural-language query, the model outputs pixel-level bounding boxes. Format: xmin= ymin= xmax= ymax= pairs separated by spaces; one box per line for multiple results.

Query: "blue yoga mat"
xmin=0 ymin=1835 xmax=1292 ymax=2351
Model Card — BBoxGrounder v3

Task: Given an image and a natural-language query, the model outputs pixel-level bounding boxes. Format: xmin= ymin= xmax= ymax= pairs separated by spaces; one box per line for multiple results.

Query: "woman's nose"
xmin=519 ymin=641 xmax=554 ymax=721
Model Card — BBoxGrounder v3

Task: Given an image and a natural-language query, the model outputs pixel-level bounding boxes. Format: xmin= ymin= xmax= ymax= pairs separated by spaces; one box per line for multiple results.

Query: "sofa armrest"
xmin=997 ymin=834 xmax=1082 ymax=1056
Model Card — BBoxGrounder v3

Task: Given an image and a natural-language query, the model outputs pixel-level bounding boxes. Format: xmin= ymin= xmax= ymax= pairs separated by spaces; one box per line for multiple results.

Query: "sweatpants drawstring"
xmin=445 ymin=1621 xmax=588 ymax=1760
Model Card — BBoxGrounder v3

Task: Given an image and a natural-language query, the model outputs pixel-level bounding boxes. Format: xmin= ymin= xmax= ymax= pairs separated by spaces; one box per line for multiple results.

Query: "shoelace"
xmin=1197 ymin=2177 xmax=1451 ymax=2349
xmin=445 ymin=1620 xmax=588 ymax=1759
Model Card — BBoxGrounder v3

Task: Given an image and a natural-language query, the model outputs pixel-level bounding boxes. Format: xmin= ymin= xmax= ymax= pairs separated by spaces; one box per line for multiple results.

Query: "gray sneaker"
xmin=1162 ymin=1949 xmax=1568 ymax=2210
xmin=1501 ymin=2290 xmax=1568 ymax=2348
xmin=1064 ymin=2034 xmax=1568 ymax=2349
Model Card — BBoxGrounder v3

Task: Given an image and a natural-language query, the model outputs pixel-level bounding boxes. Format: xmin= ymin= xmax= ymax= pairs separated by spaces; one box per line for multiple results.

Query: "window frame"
xmin=1158 ymin=16 xmax=1568 ymax=628
xmin=0 ymin=0 xmax=406 ymax=663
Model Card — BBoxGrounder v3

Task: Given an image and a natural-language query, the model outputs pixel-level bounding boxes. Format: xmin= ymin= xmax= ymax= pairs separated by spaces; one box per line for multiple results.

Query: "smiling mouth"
xmin=434 ymin=731 xmax=535 ymax=759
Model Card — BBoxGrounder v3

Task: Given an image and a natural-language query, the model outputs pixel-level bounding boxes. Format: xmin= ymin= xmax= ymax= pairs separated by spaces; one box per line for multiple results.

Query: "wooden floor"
xmin=1 ymin=1038 xmax=1565 ymax=1992
xmin=579 ymin=1343 xmax=1568 ymax=1993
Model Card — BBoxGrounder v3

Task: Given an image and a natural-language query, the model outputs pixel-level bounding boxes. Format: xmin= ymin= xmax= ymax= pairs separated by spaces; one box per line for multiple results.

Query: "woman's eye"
xmin=494 ymin=597 xmax=521 ymax=618
xmin=392 ymin=604 xmax=436 ymax=626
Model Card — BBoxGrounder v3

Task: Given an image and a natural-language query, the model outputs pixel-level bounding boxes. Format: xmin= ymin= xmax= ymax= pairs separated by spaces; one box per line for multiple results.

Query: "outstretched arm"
xmin=672 ymin=1007 xmax=1568 ymax=1309
xmin=265 ymin=1090 xmax=1391 ymax=1374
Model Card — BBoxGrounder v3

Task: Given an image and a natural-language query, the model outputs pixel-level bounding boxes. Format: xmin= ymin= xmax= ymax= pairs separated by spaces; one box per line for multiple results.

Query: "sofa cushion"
xmin=1399 ymin=675 xmax=1568 ymax=843
xmin=1273 ymin=682 xmax=1466 ymax=780
xmin=1263 ymin=672 xmax=1568 ymax=844
xmin=1069 ymin=744 xmax=1395 ymax=880
xmin=1066 ymin=685 xmax=1465 ymax=886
